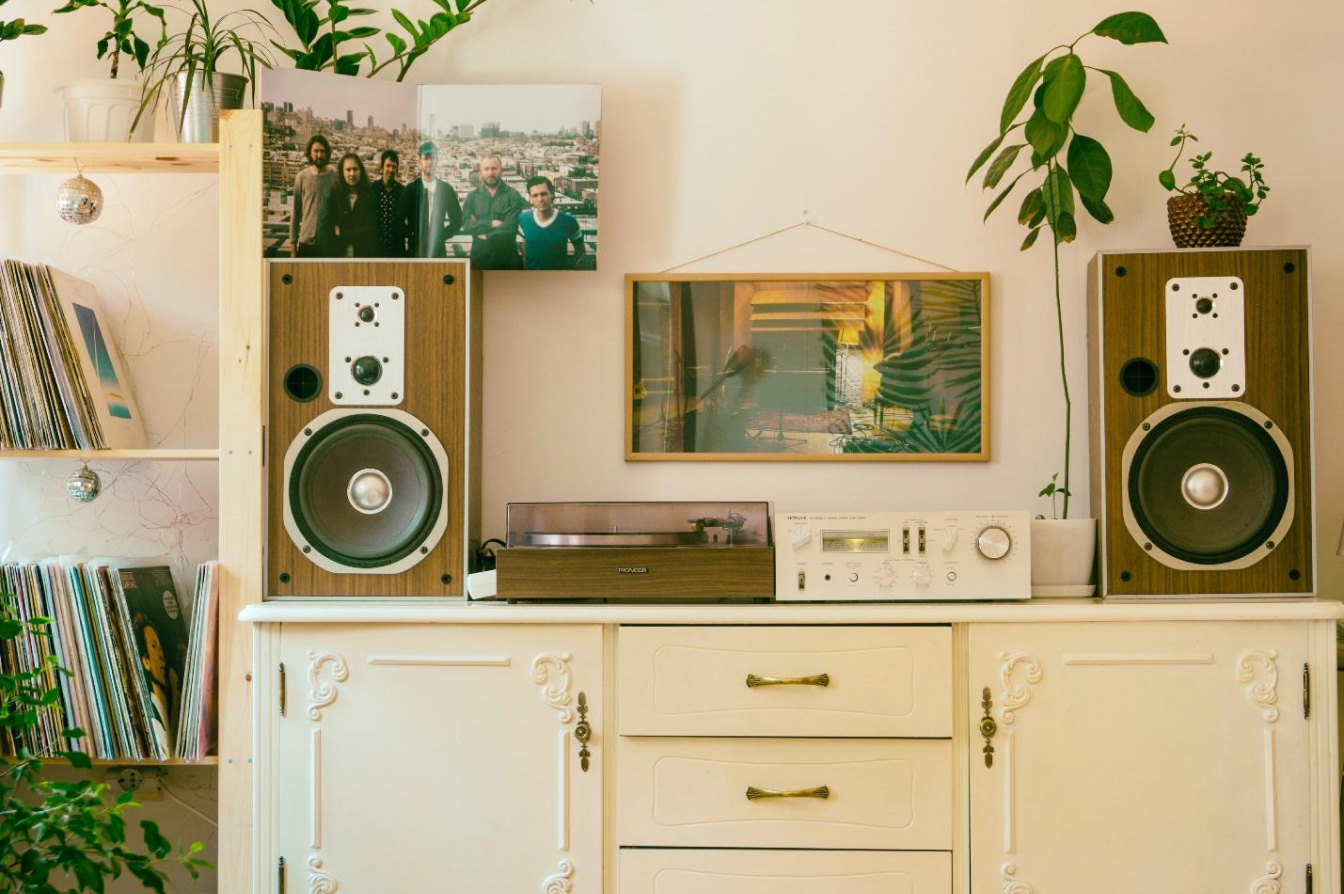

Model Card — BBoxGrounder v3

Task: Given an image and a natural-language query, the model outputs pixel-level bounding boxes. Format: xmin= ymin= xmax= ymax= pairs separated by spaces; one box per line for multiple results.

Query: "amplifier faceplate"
xmin=775 ymin=511 xmax=1031 ymax=601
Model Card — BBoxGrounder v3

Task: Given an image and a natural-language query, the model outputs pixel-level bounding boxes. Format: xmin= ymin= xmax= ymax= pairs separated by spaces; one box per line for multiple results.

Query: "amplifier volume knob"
xmin=876 ymin=564 xmax=895 ymax=587
xmin=912 ymin=564 xmax=933 ymax=588
xmin=977 ymin=526 xmax=1012 ymax=560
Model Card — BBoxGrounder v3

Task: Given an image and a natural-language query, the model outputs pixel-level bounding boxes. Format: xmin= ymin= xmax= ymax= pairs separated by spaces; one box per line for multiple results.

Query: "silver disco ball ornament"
xmin=65 ymin=464 xmax=102 ymax=503
xmin=57 ymin=175 xmax=103 ymax=225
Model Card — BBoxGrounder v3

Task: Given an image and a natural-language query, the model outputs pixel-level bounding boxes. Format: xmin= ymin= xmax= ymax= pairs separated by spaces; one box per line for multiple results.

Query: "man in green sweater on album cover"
xmin=462 ymin=154 xmax=525 ymax=269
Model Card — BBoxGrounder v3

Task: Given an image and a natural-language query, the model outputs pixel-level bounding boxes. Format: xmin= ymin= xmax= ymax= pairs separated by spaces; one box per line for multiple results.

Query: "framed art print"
xmin=626 ymin=273 xmax=989 ymax=461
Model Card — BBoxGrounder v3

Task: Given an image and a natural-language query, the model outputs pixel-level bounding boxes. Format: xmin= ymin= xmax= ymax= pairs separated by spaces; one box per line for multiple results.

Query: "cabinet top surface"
xmin=240 ymin=598 xmax=1344 ymax=625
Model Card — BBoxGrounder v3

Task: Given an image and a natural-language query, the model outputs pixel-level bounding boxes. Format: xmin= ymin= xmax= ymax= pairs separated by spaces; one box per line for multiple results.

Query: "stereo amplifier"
xmin=775 ymin=510 xmax=1031 ymax=601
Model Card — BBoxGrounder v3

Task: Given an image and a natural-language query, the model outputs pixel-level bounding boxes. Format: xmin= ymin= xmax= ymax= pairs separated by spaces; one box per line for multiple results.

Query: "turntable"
xmin=494 ymin=501 xmax=774 ymax=602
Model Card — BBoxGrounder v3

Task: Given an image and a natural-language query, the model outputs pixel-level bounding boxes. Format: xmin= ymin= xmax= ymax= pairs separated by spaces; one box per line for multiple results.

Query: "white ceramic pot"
xmin=59 ymin=79 xmax=153 ymax=142
xmin=1030 ymin=517 xmax=1097 ymax=597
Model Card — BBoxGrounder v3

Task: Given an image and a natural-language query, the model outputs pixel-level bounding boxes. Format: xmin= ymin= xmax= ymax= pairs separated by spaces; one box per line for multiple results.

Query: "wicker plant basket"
xmin=1166 ymin=192 xmax=1247 ymax=248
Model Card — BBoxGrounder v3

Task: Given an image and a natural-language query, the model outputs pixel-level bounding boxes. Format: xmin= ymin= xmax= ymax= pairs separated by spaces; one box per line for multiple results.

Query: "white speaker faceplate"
xmin=1164 ymin=275 xmax=1245 ymax=399
xmin=328 ymin=285 xmax=405 ymax=405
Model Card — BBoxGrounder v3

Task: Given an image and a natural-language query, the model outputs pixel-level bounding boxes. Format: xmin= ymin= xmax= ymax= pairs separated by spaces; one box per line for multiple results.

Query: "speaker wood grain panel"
xmin=267 ymin=261 xmax=481 ymax=597
xmin=1088 ymin=249 xmax=1312 ymax=596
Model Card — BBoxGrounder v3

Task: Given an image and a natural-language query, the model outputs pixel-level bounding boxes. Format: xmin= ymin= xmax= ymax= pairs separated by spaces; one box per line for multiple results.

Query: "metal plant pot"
xmin=168 ymin=71 xmax=247 ymax=143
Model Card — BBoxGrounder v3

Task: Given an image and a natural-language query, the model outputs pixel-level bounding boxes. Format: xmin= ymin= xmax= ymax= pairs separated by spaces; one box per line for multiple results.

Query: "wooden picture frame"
xmin=626 ymin=273 xmax=990 ymax=462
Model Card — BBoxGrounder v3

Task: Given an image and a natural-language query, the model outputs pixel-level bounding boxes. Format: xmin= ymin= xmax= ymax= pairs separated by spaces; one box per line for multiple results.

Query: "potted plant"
xmin=267 ymin=0 xmax=580 ymax=80
xmin=966 ymin=11 xmax=1167 ymax=596
xmin=51 ymin=0 xmax=165 ymax=141
xmin=0 ymin=598 xmax=209 ymax=889
xmin=1159 ymin=124 xmax=1269 ymax=247
xmin=134 ymin=0 xmax=275 ymax=142
xmin=0 ymin=2 xmax=48 ymax=111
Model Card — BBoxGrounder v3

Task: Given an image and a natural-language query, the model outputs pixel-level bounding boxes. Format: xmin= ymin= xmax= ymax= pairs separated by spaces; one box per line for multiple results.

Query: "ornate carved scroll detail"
xmin=307 ymin=651 xmax=350 ymax=722
xmin=1237 ymin=649 xmax=1280 ymax=723
xmin=543 ymin=859 xmax=574 ymax=894
xmin=308 ymin=855 xmax=338 ymax=894
xmin=1001 ymin=862 xmax=1036 ymax=894
xmin=531 ymin=652 xmax=575 ymax=723
xmin=998 ymin=652 xmax=1042 ymax=724
xmin=1250 ymin=861 xmax=1282 ymax=894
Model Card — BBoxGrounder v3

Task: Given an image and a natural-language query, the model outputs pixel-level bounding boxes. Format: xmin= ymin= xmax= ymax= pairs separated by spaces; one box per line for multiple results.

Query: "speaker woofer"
xmin=1121 ymin=402 xmax=1294 ymax=571
xmin=283 ymin=409 xmax=449 ymax=574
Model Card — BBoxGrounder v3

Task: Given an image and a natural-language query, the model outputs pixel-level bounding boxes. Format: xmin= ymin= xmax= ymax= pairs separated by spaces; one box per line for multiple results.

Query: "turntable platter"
xmin=524 ymin=531 xmax=702 ymax=547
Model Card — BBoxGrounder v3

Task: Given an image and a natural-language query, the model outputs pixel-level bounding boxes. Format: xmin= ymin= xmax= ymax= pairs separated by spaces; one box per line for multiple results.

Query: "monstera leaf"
xmin=872 ymin=280 xmax=983 ymax=455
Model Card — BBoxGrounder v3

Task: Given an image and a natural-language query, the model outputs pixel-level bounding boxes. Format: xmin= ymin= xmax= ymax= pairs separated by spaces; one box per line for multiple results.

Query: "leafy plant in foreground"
xmin=0 ymin=595 xmax=208 ymax=892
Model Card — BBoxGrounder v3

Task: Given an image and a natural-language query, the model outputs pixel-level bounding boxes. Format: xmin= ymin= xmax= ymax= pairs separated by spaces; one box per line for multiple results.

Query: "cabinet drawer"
xmin=618 ymin=625 xmax=951 ymax=736
xmin=619 ymin=849 xmax=951 ymax=894
xmin=617 ymin=737 xmax=951 ymax=849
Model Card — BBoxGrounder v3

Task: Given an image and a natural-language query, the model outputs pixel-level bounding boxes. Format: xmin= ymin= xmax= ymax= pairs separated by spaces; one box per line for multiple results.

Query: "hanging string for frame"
xmin=659 ymin=211 xmax=961 ymax=274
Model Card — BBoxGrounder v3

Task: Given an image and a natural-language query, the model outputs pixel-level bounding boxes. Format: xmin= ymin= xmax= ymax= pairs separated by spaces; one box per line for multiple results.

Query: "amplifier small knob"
xmin=977 ymin=526 xmax=1012 ymax=560
xmin=912 ymin=564 xmax=932 ymax=587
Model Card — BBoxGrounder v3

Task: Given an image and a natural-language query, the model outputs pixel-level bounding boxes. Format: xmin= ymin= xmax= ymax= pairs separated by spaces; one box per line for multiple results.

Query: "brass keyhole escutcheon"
xmin=980 ymin=686 xmax=996 ymax=768
xmin=575 ymin=692 xmax=592 ymax=772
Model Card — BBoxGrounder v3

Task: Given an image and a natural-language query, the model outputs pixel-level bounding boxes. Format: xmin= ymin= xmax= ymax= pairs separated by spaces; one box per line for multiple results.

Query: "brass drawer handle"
xmin=746 ymin=785 xmax=830 ymax=801
xmin=745 ymin=673 xmax=830 ymax=688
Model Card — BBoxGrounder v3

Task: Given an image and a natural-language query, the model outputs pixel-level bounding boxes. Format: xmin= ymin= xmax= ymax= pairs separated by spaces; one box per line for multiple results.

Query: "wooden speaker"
xmin=1087 ymin=248 xmax=1313 ymax=598
xmin=267 ymin=261 xmax=482 ymax=597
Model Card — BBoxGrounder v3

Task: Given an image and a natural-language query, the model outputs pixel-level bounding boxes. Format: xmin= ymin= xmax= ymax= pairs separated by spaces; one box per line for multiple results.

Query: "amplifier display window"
xmin=822 ymin=531 xmax=890 ymax=553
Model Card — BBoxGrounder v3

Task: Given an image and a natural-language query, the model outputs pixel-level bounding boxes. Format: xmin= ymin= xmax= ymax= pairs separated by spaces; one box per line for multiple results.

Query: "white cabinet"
xmin=255 ymin=623 xmax=603 ymax=894
xmin=969 ymin=621 xmax=1314 ymax=894
xmin=245 ymin=603 xmax=1340 ymax=894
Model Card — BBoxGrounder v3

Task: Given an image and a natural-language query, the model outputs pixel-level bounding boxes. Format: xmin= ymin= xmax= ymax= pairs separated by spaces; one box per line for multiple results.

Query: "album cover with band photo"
xmin=261 ymin=69 xmax=600 ymax=270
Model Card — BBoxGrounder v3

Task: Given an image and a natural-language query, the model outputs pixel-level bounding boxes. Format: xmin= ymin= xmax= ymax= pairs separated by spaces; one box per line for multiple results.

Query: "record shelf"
xmin=0 ymin=448 xmax=220 ymax=461
xmin=0 ymin=141 xmax=218 ymax=174
xmin=0 ymin=117 xmax=262 ymax=894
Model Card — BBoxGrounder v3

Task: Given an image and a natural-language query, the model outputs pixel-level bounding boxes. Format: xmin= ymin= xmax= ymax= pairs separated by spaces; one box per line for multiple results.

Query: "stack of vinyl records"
xmin=0 ymin=260 xmax=147 ymax=449
xmin=174 ymin=562 xmax=218 ymax=762
xmin=0 ymin=558 xmax=218 ymax=762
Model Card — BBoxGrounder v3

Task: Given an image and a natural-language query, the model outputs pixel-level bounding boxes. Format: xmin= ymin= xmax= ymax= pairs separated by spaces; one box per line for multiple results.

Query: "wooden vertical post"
xmin=218 ymin=108 xmax=265 ymax=894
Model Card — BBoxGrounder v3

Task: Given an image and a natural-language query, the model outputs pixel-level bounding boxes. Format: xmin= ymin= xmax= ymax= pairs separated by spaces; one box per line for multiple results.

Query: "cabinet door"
xmin=272 ymin=624 xmax=602 ymax=894
xmin=969 ymin=621 xmax=1309 ymax=894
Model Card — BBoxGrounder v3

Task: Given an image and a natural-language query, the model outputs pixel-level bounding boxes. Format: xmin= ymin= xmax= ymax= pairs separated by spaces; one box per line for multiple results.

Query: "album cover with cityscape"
xmin=262 ymin=70 xmax=600 ymax=270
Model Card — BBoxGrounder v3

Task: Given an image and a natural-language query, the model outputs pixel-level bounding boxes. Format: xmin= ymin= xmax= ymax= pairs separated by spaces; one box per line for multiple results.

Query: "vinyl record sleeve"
xmin=45 ymin=269 xmax=147 ymax=449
